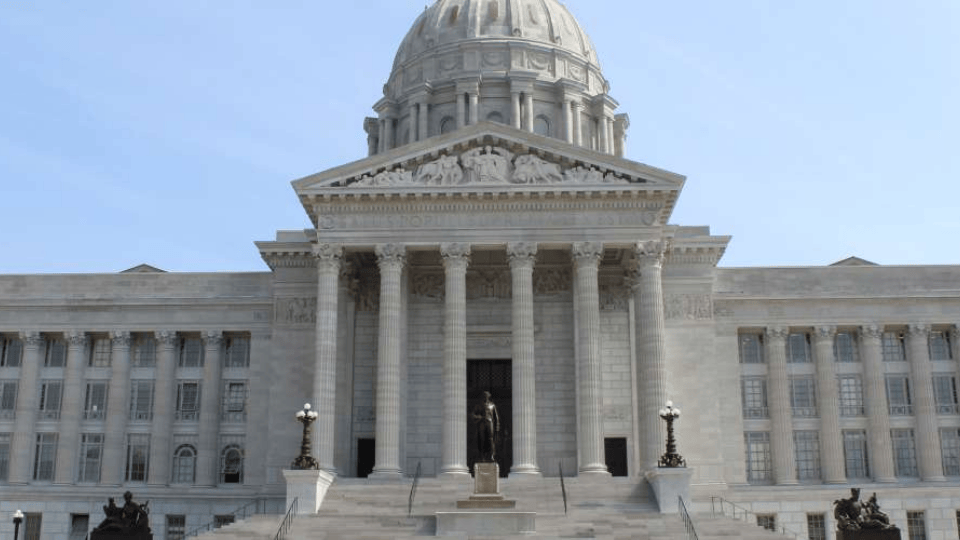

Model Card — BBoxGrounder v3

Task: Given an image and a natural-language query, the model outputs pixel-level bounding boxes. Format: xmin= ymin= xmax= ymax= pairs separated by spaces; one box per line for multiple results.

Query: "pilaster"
xmin=54 ymin=331 xmax=88 ymax=484
xmin=764 ymin=326 xmax=797 ymax=485
xmin=507 ymin=242 xmax=540 ymax=476
xmin=440 ymin=242 xmax=471 ymax=479
xmin=313 ymin=243 xmax=343 ymax=474
xmin=906 ymin=323 xmax=945 ymax=481
xmin=860 ymin=325 xmax=896 ymax=482
xmin=813 ymin=326 xmax=845 ymax=483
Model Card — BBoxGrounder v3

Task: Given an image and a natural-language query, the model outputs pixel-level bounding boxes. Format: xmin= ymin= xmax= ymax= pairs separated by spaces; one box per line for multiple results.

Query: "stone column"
xmin=572 ymin=242 xmax=609 ymax=476
xmin=196 ymin=331 xmax=224 ymax=486
xmin=101 ymin=331 xmax=131 ymax=485
xmin=457 ymin=93 xmax=466 ymax=129
xmin=907 ymin=324 xmax=946 ymax=481
xmin=524 ymin=93 xmax=534 ymax=132
xmin=765 ymin=326 xmax=797 ymax=485
xmin=378 ymin=119 xmax=386 ymax=154
xmin=371 ymin=243 xmax=406 ymax=479
xmin=313 ymin=244 xmax=343 ymax=474
xmin=813 ymin=326 xmax=845 ymax=483
xmin=606 ymin=118 xmax=615 ymax=155
xmin=418 ymin=99 xmax=429 ymax=141
xmin=860 ymin=325 xmax=896 ymax=482
xmin=384 ymin=116 xmax=395 ymax=150
xmin=563 ymin=99 xmax=574 ymax=143
xmin=148 ymin=331 xmax=178 ymax=485
xmin=408 ymin=103 xmax=417 ymax=143
xmin=635 ymin=241 xmax=668 ymax=471
xmin=508 ymin=242 xmax=540 ymax=476
xmin=439 ymin=243 xmax=471 ymax=479
xmin=469 ymin=92 xmax=479 ymax=125
xmin=598 ymin=115 xmax=609 ymax=154
xmin=55 ymin=331 xmax=88 ymax=484
xmin=572 ymin=102 xmax=583 ymax=147
xmin=511 ymin=92 xmax=522 ymax=129
xmin=9 ymin=332 xmax=43 ymax=484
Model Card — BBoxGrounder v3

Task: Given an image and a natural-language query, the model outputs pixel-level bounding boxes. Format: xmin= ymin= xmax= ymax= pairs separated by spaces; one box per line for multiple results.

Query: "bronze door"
xmin=467 ymin=359 xmax=512 ymax=477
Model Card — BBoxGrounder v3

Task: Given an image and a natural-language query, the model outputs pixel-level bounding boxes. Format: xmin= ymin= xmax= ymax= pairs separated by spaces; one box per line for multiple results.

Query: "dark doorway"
xmin=467 ymin=359 xmax=512 ymax=477
xmin=605 ymin=437 xmax=628 ymax=477
xmin=357 ymin=438 xmax=375 ymax=478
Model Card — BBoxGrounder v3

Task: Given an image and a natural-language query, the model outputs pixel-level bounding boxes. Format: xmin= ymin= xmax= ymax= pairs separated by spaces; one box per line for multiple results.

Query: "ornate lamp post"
xmin=658 ymin=401 xmax=686 ymax=468
xmin=13 ymin=510 xmax=23 ymax=540
xmin=291 ymin=403 xmax=319 ymax=470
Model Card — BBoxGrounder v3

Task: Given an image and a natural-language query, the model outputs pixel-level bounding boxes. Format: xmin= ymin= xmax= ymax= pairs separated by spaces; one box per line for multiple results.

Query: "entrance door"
xmin=605 ymin=437 xmax=628 ymax=476
xmin=357 ymin=438 xmax=375 ymax=478
xmin=467 ymin=359 xmax=512 ymax=477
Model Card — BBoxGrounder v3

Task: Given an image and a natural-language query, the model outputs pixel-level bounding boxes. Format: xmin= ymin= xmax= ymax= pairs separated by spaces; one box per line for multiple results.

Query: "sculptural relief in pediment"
xmin=346 ymin=146 xmax=633 ymax=188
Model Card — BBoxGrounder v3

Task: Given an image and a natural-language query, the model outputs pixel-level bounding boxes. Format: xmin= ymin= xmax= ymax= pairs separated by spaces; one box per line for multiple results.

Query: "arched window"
xmin=534 ymin=115 xmax=551 ymax=137
xmin=440 ymin=116 xmax=455 ymax=135
xmin=220 ymin=444 xmax=244 ymax=484
xmin=171 ymin=444 xmax=196 ymax=484
xmin=486 ymin=111 xmax=504 ymax=124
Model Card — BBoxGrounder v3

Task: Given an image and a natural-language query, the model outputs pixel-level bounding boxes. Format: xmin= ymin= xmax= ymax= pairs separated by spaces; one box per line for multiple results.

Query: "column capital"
xmin=635 ymin=239 xmax=667 ymax=266
xmin=375 ymin=243 xmax=407 ymax=269
xmin=110 ymin=331 xmax=132 ymax=348
xmin=313 ymin=243 xmax=344 ymax=273
xmin=19 ymin=331 xmax=43 ymax=347
xmin=571 ymin=242 xmax=603 ymax=265
xmin=440 ymin=242 xmax=471 ymax=264
xmin=155 ymin=330 xmax=178 ymax=348
xmin=860 ymin=324 xmax=883 ymax=339
xmin=66 ymin=331 xmax=88 ymax=348
xmin=507 ymin=242 xmax=538 ymax=267
xmin=908 ymin=323 xmax=931 ymax=337
xmin=202 ymin=330 xmax=223 ymax=347
xmin=814 ymin=325 xmax=837 ymax=340
xmin=765 ymin=326 xmax=789 ymax=340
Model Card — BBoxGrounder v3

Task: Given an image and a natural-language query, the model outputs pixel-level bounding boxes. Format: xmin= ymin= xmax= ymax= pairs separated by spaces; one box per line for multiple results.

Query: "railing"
xmin=678 ymin=496 xmax=699 ymax=540
xmin=408 ymin=460 xmax=422 ymax=517
xmin=182 ymin=498 xmax=265 ymax=538
xmin=274 ymin=498 xmax=298 ymax=540
xmin=558 ymin=461 xmax=568 ymax=515
xmin=711 ymin=496 xmax=806 ymax=540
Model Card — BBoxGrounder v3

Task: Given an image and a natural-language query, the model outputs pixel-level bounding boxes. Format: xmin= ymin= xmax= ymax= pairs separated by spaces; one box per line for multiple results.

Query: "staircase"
xmin=195 ymin=477 xmax=794 ymax=539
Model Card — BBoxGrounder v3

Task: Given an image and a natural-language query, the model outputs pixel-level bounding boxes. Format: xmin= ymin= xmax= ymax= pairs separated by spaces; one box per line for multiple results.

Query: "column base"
xmin=508 ymin=465 xmax=542 ymax=478
xmin=283 ymin=469 xmax=336 ymax=514
xmin=577 ymin=468 xmax=612 ymax=480
xmin=922 ymin=475 xmax=947 ymax=482
xmin=645 ymin=467 xmax=693 ymax=514
xmin=368 ymin=469 xmax=404 ymax=482
xmin=439 ymin=469 xmax=472 ymax=482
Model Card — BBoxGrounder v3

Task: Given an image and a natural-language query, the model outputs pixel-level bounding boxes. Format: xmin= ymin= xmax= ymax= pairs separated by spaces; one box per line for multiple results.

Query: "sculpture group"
xmin=834 ymin=488 xmax=898 ymax=536
xmin=92 ymin=491 xmax=152 ymax=539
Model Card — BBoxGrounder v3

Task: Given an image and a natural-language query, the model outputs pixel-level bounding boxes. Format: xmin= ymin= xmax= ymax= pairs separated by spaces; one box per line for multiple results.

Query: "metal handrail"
xmin=559 ymin=461 xmax=568 ymax=515
xmin=711 ymin=496 xmax=806 ymax=540
xmin=182 ymin=498 xmax=264 ymax=538
xmin=273 ymin=497 xmax=298 ymax=540
xmin=678 ymin=496 xmax=699 ymax=540
xmin=408 ymin=461 xmax=422 ymax=517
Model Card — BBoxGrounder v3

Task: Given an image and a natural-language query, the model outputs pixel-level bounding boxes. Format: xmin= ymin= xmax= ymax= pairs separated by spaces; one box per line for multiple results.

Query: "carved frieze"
xmin=599 ymin=275 xmax=629 ymax=311
xmin=664 ymin=294 xmax=713 ymax=321
xmin=356 ymin=271 xmax=380 ymax=312
xmin=275 ymin=297 xmax=317 ymax=325
xmin=533 ymin=267 xmax=572 ymax=296
xmin=411 ymin=271 xmax=444 ymax=301
xmin=467 ymin=268 xmax=511 ymax=300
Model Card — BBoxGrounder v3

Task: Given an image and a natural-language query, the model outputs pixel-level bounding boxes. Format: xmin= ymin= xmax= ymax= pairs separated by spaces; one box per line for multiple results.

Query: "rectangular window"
xmin=940 ymin=428 xmax=960 ymax=476
xmin=33 ymin=432 xmax=57 ymax=480
xmin=0 ymin=335 xmax=22 ymax=367
xmin=886 ymin=375 xmax=913 ymax=415
xmin=129 ymin=381 xmax=155 ymax=421
xmin=224 ymin=335 xmax=250 ymax=368
xmin=790 ymin=376 xmax=818 ymax=417
xmin=882 ymin=331 xmax=906 ymax=362
xmin=892 ymin=428 xmax=918 ymax=477
xmin=787 ymin=332 xmax=811 ymax=363
xmin=39 ymin=380 xmax=63 ymax=420
xmin=77 ymin=433 xmax=103 ymax=483
xmin=756 ymin=514 xmax=777 ymax=532
xmin=166 ymin=515 xmax=186 ymax=540
xmin=738 ymin=333 xmax=764 ymax=364
xmin=125 ymin=433 xmax=150 ymax=482
xmin=179 ymin=337 xmax=204 ymax=368
xmin=88 ymin=338 xmax=111 ymax=367
xmin=222 ymin=381 xmax=248 ymax=422
xmin=84 ymin=381 xmax=108 ymax=420
xmin=24 ymin=513 xmax=42 ymax=540
xmin=132 ymin=334 xmax=156 ymax=367
xmin=834 ymin=332 xmax=859 ymax=362
xmin=794 ymin=430 xmax=821 ymax=480
xmin=906 ymin=510 xmax=927 ymax=540
xmin=839 ymin=375 xmax=865 ymax=417
xmin=843 ymin=429 xmax=870 ymax=478
xmin=0 ymin=380 xmax=17 ymax=419
xmin=741 ymin=377 xmax=768 ymax=419
xmin=929 ymin=331 xmax=953 ymax=361
xmin=175 ymin=381 xmax=201 ymax=422
xmin=0 ymin=433 xmax=10 ymax=481
xmin=744 ymin=432 xmax=772 ymax=484
xmin=45 ymin=337 xmax=67 ymax=367
xmin=933 ymin=375 xmax=959 ymax=414
xmin=806 ymin=513 xmax=827 ymax=540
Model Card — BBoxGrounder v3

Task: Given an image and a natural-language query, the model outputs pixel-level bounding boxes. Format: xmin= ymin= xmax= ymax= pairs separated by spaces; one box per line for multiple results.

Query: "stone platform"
xmin=837 ymin=530 xmax=901 ymax=540
xmin=437 ymin=462 xmax=535 ymax=536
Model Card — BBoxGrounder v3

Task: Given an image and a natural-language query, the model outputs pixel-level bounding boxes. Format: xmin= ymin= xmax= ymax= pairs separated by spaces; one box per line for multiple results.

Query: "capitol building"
xmin=2 ymin=1 xmax=960 ymax=539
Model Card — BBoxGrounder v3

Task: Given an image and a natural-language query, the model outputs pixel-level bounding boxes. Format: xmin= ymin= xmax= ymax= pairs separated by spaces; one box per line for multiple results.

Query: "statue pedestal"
xmin=282 ymin=469 xmax=335 ymax=514
xmin=645 ymin=467 xmax=693 ymax=514
xmin=437 ymin=463 xmax=535 ymax=536
xmin=837 ymin=530 xmax=902 ymax=540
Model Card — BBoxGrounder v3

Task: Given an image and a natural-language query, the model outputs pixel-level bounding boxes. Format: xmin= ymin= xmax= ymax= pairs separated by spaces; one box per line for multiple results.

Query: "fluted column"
xmin=572 ymin=242 xmax=609 ymax=476
xmin=408 ymin=103 xmax=417 ymax=143
xmin=372 ymin=244 xmax=406 ymax=478
xmin=148 ymin=331 xmax=177 ymax=484
xmin=606 ymin=118 xmax=615 ymax=155
xmin=598 ymin=115 xmax=609 ymax=154
xmin=508 ymin=242 xmax=540 ymax=476
xmin=55 ymin=331 xmax=88 ymax=484
xmin=572 ymin=102 xmax=583 ymax=147
xmin=440 ymin=243 xmax=471 ymax=479
xmin=196 ymin=331 xmax=224 ymax=486
xmin=101 ymin=331 xmax=131 ymax=485
xmin=313 ymin=244 xmax=343 ymax=474
xmin=418 ymin=99 xmax=429 ymax=141
xmin=563 ymin=99 xmax=574 ymax=143
xmin=765 ymin=326 xmax=797 ymax=485
xmin=384 ymin=116 xmax=394 ymax=150
xmin=860 ymin=325 xmax=896 ymax=482
xmin=457 ymin=93 xmax=466 ymax=129
xmin=524 ymin=93 xmax=534 ymax=132
xmin=907 ymin=324 xmax=945 ymax=481
xmin=635 ymin=240 xmax=668 ymax=471
xmin=377 ymin=119 xmax=386 ymax=154
xmin=511 ymin=92 xmax=522 ymax=129
xmin=813 ymin=326 xmax=845 ymax=483
xmin=9 ymin=332 xmax=43 ymax=484
xmin=469 ymin=92 xmax=479 ymax=125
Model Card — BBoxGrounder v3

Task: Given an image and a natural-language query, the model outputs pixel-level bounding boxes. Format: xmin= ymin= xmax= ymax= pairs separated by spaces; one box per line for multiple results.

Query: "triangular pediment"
xmin=830 ymin=256 xmax=879 ymax=267
xmin=120 ymin=263 xmax=166 ymax=273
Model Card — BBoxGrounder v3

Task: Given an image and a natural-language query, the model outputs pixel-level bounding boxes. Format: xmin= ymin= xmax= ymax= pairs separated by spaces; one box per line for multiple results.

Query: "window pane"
xmin=744 ymin=432 xmax=772 ymax=484
xmin=929 ymin=332 xmax=952 ymax=361
xmin=84 ymin=382 xmax=108 ymax=420
xmin=882 ymin=332 xmax=905 ymax=362
xmin=843 ymin=430 xmax=870 ymax=478
xmin=130 ymin=381 xmax=154 ymax=421
xmin=892 ymin=429 xmax=918 ymax=477
xmin=741 ymin=377 xmax=768 ymax=418
xmin=787 ymin=333 xmax=811 ymax=363
xmin=839 ymin=376 xmax=865 ymax=417
xmin=907 ymin=511 xmax=927 ymax=540
xmin=34 ymin=433 xmax=57 ymax=480
xmin=834 ymin=332 xmax=859 ymax=362
xmin=179 ymin=337 xmax=203 ymax=367
xmin=806 ymin=514 xmax=826 ymax=540
xmin=126 ymin=434 xmax=150 ymax=482
xmin=739 ymin=334 xmax=764 ymax=364
xmin=133 ymin=335 xmax=156 ymax=367
xmin=940 ymin=428 xmax=960 ymax=476
xmin=1 ymin=336 xmax=22 ymax=367
xmin=794 ymin=431 xmax=820 ymax=480
xmin=0 ymin=381 xmax=17 ymax=419
xmin=790 ymin=377 xmax=818 ymax=417
xmin=45 ymin=338 xmax=66 ymax=367
xmin=224 ymin=336 xmax=250 ymax=368
xmin=176 ymin=382 xmax=201 ymax=422
xmin=933 ymin=375 xmax=958 ymax=414
xmin=89 ymin=338 xmax=111 ymax=367
xmin=77 ymin=433 xmax=103 ymax=483
xmin=886 ymin=375 xmax=913 ymax=415
xmin=0 ymin=433 xmax=11 ymax=481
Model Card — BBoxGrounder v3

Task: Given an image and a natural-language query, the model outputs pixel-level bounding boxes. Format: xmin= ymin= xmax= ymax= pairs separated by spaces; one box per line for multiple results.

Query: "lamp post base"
xmin=282 ymin=469 xmax=336 ymax=514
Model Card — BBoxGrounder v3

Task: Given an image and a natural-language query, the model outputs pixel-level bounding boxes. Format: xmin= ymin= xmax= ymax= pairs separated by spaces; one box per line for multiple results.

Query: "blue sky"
xmin=1 ymin=1 xmax=957 ymax=273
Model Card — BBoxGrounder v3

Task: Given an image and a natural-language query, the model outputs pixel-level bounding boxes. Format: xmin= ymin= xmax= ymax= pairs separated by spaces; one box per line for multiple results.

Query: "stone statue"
xmin=92 ymin=491 xmax=152 ymax=539
xmin=834 ymin=488 xmax=898 ymax=534
xmin=472 ymin=391 xmax=500 ymax=462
